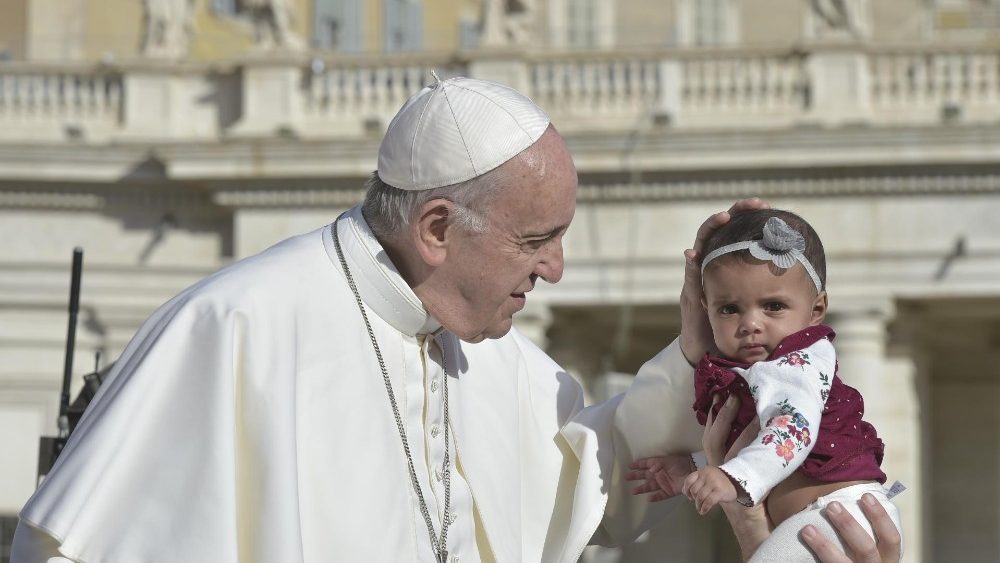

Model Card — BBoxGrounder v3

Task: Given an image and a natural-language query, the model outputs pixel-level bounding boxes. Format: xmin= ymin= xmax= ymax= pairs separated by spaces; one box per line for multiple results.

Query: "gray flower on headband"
xmin=747 ymin=217 xmax=805 ymax=269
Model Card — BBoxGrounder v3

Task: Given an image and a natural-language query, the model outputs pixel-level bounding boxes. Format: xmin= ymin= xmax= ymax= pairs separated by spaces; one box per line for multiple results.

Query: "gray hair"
xmin=361 ymin=163 xmax=508 ymax=240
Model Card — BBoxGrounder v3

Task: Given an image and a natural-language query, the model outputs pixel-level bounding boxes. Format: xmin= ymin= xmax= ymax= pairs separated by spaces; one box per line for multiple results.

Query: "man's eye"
xmin=764 ymin=302 xmax=787 ymax=312
xmin=719 ymin=305 xmax=738 ymax=315
xmin=523 ymin=238 xmax=550 ymax=250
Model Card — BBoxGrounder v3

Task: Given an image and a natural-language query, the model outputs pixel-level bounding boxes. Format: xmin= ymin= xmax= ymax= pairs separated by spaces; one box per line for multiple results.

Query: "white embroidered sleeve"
xmin=717 ymin=338 xmax=836 ymax=506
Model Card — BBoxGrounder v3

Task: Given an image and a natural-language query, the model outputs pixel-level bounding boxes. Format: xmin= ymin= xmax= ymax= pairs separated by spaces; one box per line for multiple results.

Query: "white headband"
xmin=701 ymin=217 xmax=823 ymax=293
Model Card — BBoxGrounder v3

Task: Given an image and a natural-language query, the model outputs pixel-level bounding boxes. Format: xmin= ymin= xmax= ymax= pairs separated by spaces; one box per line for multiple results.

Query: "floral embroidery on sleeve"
xmin=777 ymin=350 xmax=810 ymax=368
xmin=761 ymin=399 xmax=811 ymax=467
xmin=819 ymin=372 xmax=831 ymax=402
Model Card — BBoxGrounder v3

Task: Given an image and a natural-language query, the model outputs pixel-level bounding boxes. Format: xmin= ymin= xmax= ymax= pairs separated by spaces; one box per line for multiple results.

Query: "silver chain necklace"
xmin=332 ymin=220 xmax=453 ymax=563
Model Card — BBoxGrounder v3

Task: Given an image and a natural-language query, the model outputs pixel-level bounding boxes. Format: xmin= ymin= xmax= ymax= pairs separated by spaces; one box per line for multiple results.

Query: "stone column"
xmin=828 ymin=296 xmax=893 ymax=420
xmin=829 ymin=295 xmax=922 ymax=562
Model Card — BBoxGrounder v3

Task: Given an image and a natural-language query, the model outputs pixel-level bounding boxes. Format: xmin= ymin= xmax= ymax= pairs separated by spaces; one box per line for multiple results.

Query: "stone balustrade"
xmin=869 ymin=45 xmax=1000 ymax=123
xmin=0 ymin=63 xmax=123 ymax=140
xmin=299 ymin=54 xmax=459 ymax=136
xmin=0 ymin=43 xmax=995 ymax=143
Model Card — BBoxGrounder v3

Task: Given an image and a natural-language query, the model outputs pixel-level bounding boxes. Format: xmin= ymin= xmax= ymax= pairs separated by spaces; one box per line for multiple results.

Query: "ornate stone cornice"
xmin=4 ymin=173 xmax=998 ymax=210
xmin=2 ymin=125 xmax=999 ymax=183
xmin=576 ymin=174 xmax=1000 ymax=202
xmin=566 ymin=124 xmax=1000 ymax=173
xmin=208 ymin=174 xmax=1000 ymax=208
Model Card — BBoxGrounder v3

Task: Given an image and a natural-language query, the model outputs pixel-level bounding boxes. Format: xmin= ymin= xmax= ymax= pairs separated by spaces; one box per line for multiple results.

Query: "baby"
xmin=630 ymin=209 xmax=902 ymax=561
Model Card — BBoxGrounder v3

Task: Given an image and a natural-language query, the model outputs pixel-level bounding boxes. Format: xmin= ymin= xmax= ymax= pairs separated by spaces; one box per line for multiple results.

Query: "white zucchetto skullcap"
xmin=377 ymin=75 xmax=551 ymax=191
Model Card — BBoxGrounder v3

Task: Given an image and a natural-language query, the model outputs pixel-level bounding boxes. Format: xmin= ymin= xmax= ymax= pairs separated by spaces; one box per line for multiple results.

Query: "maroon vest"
xmin=692 ymin=325 xmax=886 ymax=484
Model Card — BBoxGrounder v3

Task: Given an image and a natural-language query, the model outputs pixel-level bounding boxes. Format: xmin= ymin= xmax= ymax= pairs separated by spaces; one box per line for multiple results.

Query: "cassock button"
xmin=431 ymin=378 xmax=439 ymax=392
xmin=448 ymin=511 xmax=458 ymax=524
xmin=431 ymin=424 xmax=441 ymax=438
xmin=450 ymin=556 xmax=460 ymax=563
xmin=435 ymin=468 xmax=443 ymax=482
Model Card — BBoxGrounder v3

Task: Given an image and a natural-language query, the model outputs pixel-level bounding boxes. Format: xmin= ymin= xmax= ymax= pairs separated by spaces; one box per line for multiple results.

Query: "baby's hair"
xmin=702 ymin=209 xmax=827 ymax=290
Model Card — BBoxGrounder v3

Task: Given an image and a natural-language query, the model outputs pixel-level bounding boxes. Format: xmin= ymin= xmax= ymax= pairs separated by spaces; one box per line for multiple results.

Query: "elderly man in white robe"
xmin=12 ymin=76 xmax=899 ymax=562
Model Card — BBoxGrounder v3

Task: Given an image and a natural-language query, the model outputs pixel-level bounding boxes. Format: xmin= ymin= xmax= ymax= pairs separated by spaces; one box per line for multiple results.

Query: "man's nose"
xmin=535 ymin=242 xmax=565 ymax=284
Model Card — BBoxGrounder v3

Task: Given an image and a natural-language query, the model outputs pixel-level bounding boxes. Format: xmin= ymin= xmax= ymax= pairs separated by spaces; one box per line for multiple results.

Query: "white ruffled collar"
xmin=323 ymin=205 xmax=442 ymax=337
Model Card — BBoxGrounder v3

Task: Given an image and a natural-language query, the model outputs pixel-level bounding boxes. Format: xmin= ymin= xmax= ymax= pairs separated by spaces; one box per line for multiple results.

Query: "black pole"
xmin=59 ymin=248 xmax=83 ymax=436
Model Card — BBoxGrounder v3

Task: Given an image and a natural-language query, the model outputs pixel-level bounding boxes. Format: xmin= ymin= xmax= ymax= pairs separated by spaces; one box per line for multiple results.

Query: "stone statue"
xmin=479 ymin=0 xmax=537 ymax=47
xmin=808 ymin=0 xmax=869 ymax=39
xmin=241 ymin=0 xmax=305 ymax=51
xmin=141 ymin=0 xmax=196 ymax=59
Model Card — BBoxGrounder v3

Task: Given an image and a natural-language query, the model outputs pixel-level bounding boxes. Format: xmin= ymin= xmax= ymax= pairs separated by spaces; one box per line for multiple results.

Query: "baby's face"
xmin=702 ymin=257 xmax=826 ymax=363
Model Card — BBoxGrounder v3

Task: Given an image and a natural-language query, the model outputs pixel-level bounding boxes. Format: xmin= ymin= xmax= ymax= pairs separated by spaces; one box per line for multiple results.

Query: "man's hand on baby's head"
xmin=682 ymin=466 xmax=738 ymax=515
xmin=626 ymin=455 xmax=694 ymax=502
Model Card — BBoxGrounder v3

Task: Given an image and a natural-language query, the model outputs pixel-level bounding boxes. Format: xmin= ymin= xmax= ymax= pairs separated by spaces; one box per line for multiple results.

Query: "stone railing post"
xmin=120 ymin=62 xmax=222 ymax=140
xmin=468 ymin=48 xmax=531 ymax=95
xmin=655 ymin=56 xmax=683 ymax=124
xmin=805 ymin=43 xmax=872 ymax=125
xmin=230 ymin=55 xmax=306 ymax=137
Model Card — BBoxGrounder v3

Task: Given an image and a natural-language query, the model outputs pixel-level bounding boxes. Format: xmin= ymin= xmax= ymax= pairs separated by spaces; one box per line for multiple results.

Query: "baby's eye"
xmin=719 ymin=304 xmax=738 ymax=315
xmin=764 ymin=302 xmax=787 ymax=312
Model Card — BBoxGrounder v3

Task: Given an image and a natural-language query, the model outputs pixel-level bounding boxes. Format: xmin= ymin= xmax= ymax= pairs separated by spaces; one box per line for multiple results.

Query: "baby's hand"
xmin=682 ymin=466 xmax=738 ymax=515
xmin=626 ymin=455 xmax=693 ymax=502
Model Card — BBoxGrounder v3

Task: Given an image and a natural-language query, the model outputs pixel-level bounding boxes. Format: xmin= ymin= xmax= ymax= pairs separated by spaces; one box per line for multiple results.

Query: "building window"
xmin=549 ymin=0 xmax=613 ymax=48
xmin=313 ymin=0 xmax=363 ymax=52
xmin=567 ymin=0 xmax=598 ymax=47
xmin=384 ymin=0 xmax=423 ymax=52
xmin=692 ymin=0 xmax=732 ymax=46
xmin=676 ymin=0 xmax=737 ymax=46
xmin=212 ymin=0 xmax=238 ymax=15
xmin=932 ymin=0 xmax=1000 ymax=32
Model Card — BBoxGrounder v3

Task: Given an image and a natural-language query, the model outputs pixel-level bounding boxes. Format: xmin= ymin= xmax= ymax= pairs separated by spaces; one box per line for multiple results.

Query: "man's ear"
xmin=412 ymin=199 xmax=455 ymax=267
xmin=810 ymin=291 xmax=828 ymax=325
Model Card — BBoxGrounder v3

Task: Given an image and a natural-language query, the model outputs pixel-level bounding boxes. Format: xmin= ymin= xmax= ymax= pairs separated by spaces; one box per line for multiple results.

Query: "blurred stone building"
xmin=1 ymin=1 xmax=999 ymax=561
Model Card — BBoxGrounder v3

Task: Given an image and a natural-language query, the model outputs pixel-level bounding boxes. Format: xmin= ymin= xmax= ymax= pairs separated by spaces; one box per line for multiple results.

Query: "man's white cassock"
xmin=14 ymin=206 xmax=703 ymax=562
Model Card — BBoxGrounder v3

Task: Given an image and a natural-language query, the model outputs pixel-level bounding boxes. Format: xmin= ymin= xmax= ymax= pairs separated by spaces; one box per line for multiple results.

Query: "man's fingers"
xmin=860 ymin=494 xmax=902 ymax=562
xmin=727 ymin=197 xmax=769 ymax=216
xmin=689 ymin=199 xmax=770 ymax=257
xmin=715 ymin=395 xmax=740 ymax=426
xmin=690 ymin=211 xmax=731 ymax=255
xmin=631 ymin=482 xmax=656 ymax=495
xmin=653 ymin=473 xmax=674 ymax=494
xmin=629 ymin=457 xmax=664 ymax=471
xmin=800 ymin=525 xmax=851 ymax=563
xmin=727 ymin=415 xmax=760 ymax=463
xmin=803 ymin=497 xmax=900 ymax=563
xmin=624 ymin=469 xmax=647 ymax=482
xmin=704 ymin=395 xmax=739 ymax=465
xmin=822 ymin=501 xmax=882 ymax=563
